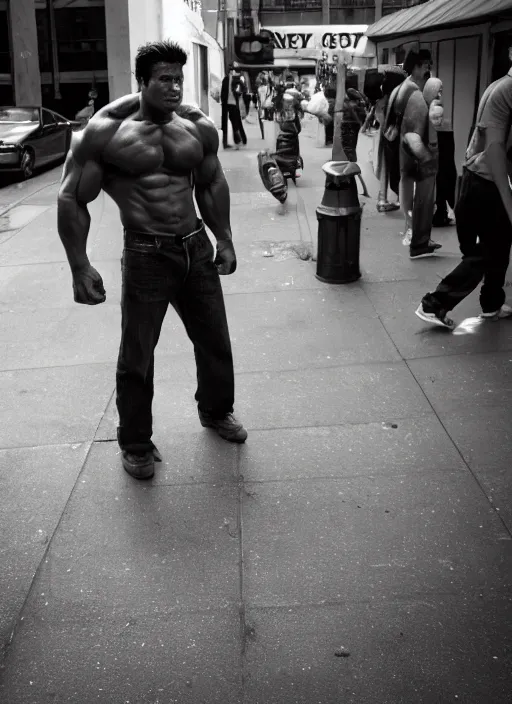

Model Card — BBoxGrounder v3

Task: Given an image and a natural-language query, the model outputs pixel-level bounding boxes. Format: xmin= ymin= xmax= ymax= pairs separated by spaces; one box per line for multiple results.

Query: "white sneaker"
xmin=402 ymin=228 xmax=412 ymax=246
xmin=481 ymin=303 xmax=512 ymax=319
xmin=415 ymin=303 xmax=455 ymax=330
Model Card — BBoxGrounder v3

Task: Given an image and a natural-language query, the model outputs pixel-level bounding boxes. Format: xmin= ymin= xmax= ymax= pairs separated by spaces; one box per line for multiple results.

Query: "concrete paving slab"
xmin=27 ymin=480 xmax=240 ymax=613
xmin=434 ymin=406 xmax=512 ymax=532
xmin=0 ymin=306 xmax=122 ymax=370
xmin=225 ymin=289 xmax=400 ymax=372
xmin=235 ymin=363 xmax=431 ymax=431
xmin=0 ymin=607 xmax=242 ymax=704
xmin=238 ymin=416 xmax=467 ymax=483
xmin=0 ymin=363 xmax=115 ymax=449
xmin=86 ymin=436 xmax=239 ymax=488
xmin=0 ymin=197 xmax=103 ymax=266
xmin=241 ymin=473 xmax=511 ymax=607
xmin=0 ymin=442 xmax=89 ymax=656
xmin=231 ymin=203 xmax=303 ymax=244
xmin=363 ymin=280 xmax=512 ymax=358
xmin=0 ymin=166 xmax=60 ymax=214
xmin=224 ymin=165 xmax=265 ymax=194
xmin=408 ymin=350 xmax=512 ymax=414
xmin=0 ymin=204 xmax=52 ymax=235
xmin=243 ymin=597 xmax=512 ymax=704
xmin=220 ymin=257 xmax=323 ymax=295
xmin=0 ymin=260 xmax=122 ymax=311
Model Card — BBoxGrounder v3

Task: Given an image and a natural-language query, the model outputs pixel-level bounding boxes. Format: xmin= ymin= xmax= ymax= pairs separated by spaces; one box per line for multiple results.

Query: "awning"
xmin=366 ymin=0 xmax=512 ymax=40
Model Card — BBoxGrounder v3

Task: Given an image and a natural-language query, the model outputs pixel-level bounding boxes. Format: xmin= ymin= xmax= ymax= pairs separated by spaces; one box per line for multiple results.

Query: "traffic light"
xmin=234 ymin=35 xmax=273 ymax=64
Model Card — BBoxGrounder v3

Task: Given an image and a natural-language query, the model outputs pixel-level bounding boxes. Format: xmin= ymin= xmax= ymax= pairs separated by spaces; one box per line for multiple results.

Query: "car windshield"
xmin=0 ymin=107 xmax=39 ymax=123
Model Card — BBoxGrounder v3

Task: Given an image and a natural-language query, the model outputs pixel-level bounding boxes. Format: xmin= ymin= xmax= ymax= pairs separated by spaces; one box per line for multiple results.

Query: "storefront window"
xmin=55 ymin=8 xmax=107 ymax=72
xmin=0 ymin=11 xmax=11 ymax=74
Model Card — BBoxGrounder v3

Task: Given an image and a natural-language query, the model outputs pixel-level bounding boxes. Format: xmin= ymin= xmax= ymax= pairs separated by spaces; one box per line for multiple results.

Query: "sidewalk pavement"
xmin=0 ymin=116 xmax=511 ymax=703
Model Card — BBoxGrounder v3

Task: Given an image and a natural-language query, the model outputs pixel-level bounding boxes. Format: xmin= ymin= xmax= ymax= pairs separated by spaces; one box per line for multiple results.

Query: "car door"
xmin=40 ymin=109 xmax=62 ymax=165
xmin=51 ymin=110 xmax=71 ymax=157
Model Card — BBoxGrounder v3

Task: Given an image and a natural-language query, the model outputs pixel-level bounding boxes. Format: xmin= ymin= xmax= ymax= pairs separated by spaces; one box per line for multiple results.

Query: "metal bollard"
xmin=316 ymin=161 xmax=362 ymax=284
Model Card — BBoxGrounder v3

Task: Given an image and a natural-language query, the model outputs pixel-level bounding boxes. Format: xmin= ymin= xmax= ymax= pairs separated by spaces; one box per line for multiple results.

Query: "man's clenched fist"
xmin=214 ymin=239 xmax=237 ymax=275
xmin=72 ymin=264 xmax=106 ymax=305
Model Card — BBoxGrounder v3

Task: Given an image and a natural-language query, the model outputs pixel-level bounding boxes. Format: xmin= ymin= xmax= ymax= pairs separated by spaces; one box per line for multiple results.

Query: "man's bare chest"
xmin=102 ymin=119 xmax=204 ymax=175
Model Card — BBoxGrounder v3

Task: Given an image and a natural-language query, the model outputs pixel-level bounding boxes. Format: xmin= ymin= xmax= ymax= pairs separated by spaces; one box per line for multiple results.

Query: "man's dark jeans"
xmin=221 ymin=104 xmax=246 ymax=147
xmin=434 ymin=131 xmax=457 ymax=222
xmin=426 ymin=168 xmax=512 ymax=313
xmin=116 ymin=224 xmax=235 ymax=455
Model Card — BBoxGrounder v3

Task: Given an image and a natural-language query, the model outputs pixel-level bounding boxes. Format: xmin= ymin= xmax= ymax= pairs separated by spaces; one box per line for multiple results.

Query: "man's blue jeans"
xmin=116 ymin=224 xmax=235 ymax=455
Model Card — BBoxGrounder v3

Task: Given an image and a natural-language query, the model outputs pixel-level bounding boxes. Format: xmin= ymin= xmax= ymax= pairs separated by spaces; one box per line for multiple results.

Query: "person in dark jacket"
xmin=221 ymin=63 xmax=247 ymax=149
xmin=340 ymin=88 xmax=367 ymax=162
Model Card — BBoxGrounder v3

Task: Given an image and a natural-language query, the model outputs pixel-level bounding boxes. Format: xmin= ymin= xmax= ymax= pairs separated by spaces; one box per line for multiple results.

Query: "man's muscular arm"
xmin=191 ymin=113 xmax=232 ymax=242
xmin=57 ymin=121 xmax=106 ymax=304
xmin=188 ymin=108 xmax=237 ymax=275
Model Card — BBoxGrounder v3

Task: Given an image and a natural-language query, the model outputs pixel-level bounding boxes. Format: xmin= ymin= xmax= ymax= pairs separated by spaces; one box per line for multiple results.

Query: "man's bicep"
xmin=194 ymin=152 xmax=226 ymax=188
xmin=59 ymin=151 xmax=103 ymax=205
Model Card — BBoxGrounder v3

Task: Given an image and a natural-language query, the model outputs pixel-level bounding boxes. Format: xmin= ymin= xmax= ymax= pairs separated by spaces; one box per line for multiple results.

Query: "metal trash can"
xmin=316 ymin=161 xmax=362 ymax=284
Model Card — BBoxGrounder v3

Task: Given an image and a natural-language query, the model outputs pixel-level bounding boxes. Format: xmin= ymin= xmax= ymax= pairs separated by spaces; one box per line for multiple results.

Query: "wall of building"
xmin=258 ymin=0 xmax=428 ymax=28
xmin=3 ymin=0 xmax=225 ymax=122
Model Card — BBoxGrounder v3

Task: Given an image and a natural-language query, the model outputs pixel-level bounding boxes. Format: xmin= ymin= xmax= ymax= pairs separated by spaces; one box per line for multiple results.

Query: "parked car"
xmin=0 ymin=106 xmax=80 ymax=180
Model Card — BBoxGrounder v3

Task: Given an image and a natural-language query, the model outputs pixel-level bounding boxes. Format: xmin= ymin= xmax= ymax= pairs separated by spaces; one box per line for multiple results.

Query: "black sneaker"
xmin=121 ymin=444 xmax=162 ymax=480
xmin=198 ymin=410 xmax=248 ymax=443
xmin=415 ymin=301 xmax=455 ymax=329
xmin=223 ymin=144 xmax=233 ymax=150
xmin=121 ymin=451 xmax=155 ymax=479
xmin=410 ymin=244 xmax=441 ymax=259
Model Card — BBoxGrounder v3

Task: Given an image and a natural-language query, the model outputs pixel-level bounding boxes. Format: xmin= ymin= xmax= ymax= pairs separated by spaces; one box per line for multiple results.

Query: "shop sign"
xmin=261 ymin=25 xmax=368 ymax=57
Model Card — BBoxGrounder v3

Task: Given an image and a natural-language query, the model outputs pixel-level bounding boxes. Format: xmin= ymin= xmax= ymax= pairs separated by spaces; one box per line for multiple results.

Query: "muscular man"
xmin=58 ymin=40 xmax=247 ymax=480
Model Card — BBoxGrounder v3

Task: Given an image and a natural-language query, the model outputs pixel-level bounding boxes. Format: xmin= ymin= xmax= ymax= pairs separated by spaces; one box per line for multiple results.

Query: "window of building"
xmin=37 ymin=6 xmax=107 ymax=74
xmin=0 ymin=11 xmax=10 ymax=74
xmin=55 ymin=8 xmax=107 ymax=72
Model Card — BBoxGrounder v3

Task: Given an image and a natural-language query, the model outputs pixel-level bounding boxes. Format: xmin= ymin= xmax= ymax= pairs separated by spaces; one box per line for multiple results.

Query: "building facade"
xmin=256 ymin=0 xmax=428 ymax=29
xmin=3 ymin=0 xmax=225 ymax=123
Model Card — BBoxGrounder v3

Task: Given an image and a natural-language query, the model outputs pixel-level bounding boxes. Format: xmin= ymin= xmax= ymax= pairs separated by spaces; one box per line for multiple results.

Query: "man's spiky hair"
xmin=135 ymin=40 xmax=188 ymax=85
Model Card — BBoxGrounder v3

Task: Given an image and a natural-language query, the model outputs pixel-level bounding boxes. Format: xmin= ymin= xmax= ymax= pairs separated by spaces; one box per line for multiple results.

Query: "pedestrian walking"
xmin=57 ymin=40 xmax=247 ymax=480
xmin=384 ymin=49 xmax=441 ymax=259
xmin=340 ymin=88 xmax=367 ymax=162
xmin=416 ymin=67 xmax=512 ymax=329
xmin=221 ymin=62 xmax=247 ymax=149
xmin=375 ymin=67 xmax=406 ymax=212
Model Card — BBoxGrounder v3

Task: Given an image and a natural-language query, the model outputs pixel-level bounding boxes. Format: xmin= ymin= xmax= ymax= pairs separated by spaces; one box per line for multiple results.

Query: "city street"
xmin=0 ymin=117 xmax=511 ymax=703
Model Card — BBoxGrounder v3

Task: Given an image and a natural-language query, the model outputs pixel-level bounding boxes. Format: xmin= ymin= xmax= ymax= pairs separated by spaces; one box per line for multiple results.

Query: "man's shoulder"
xmin=481 ymin=75 xmax=512 ymax=122
xmin=177 ymin=104 xmax=219 ymax=152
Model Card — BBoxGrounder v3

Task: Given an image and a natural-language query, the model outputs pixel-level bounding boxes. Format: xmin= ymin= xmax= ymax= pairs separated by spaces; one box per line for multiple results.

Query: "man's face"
xmin=413 ymin=60 xmax=432 ymax=86
xmin=142 ymin=62 xmax=184 ymax=113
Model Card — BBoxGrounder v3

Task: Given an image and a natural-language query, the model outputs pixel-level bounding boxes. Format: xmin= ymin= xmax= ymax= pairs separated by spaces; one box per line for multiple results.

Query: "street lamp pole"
xmin=332 ymin=51 xmax=348 ymax=162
